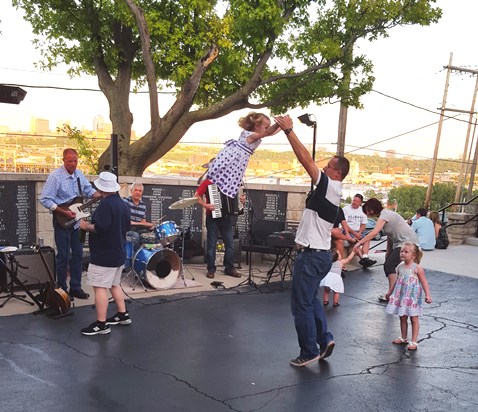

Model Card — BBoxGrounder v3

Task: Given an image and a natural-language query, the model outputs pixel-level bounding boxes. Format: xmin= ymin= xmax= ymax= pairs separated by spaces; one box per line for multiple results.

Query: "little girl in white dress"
xmin=320 ymin=249 xmax=355 ymax=307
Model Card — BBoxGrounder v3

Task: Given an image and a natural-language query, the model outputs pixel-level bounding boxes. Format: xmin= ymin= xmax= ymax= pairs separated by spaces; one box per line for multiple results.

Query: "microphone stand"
xmin=231 ymin=182 xmax=262 ymax=293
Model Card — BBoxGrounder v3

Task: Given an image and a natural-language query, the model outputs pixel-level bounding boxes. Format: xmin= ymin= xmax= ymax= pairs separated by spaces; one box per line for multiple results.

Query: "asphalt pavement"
xmin=0 ymin=245 xmax=477 ymax=411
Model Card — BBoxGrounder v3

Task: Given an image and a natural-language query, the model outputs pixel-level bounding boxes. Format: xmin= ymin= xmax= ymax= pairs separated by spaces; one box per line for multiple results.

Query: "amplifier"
xmin=267 ymin=231 xmax=296 ymax=249
xmin=0 ymin=246 xmax=56 ymax=291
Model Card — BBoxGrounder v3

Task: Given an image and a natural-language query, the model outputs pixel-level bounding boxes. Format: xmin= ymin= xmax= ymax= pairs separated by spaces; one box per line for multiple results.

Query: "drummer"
xmin=123 ymin=183 xmax=154 ymax=248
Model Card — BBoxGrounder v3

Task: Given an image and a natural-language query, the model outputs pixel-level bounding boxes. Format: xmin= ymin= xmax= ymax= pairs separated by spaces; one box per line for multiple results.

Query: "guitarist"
xmin=40 ymin=148 xmax=101 ymax=299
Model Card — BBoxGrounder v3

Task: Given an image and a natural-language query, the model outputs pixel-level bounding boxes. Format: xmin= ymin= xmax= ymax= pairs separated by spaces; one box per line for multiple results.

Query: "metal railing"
xmin=437 ymin=194 xmax=478 ymax=237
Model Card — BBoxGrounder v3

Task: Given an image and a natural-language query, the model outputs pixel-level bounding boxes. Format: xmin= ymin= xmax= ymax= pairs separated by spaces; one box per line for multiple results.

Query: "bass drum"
xmin=133 ymin=246 xmax=181 ymax=290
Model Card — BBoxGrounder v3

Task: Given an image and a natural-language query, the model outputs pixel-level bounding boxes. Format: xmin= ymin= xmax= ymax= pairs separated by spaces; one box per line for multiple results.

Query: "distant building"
xmin=386 ymin=150 xmax=396 ymax=159
xmin=349 ymin=159 xmax=360 ymax=179
xmin=93 ymin=115 xmax=112 ymax=134
xmin=56 ymin=119 xmax=71 ymax=130
xmin=189 ymin=154 xmax=212 ymax=167
xmin=30 ymin=117 xmax=49 ymax=134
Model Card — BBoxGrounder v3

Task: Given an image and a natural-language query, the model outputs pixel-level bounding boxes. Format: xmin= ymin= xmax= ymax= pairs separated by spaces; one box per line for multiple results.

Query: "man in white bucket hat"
xmin=79 ymin=172 xmax=131 ymax=336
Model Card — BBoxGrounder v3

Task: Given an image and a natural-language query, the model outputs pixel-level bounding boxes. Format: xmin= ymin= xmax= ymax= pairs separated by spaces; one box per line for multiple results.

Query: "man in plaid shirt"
xmin=40 ymin=148 xmax=100 ymax=299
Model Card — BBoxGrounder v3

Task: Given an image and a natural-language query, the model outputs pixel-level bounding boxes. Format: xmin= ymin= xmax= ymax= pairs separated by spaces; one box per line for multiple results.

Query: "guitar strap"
xmin=76 ymin=177 xmax=83 ymax=198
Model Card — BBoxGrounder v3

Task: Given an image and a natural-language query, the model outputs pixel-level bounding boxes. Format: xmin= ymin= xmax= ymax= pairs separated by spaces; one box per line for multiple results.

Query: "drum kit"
xmin=122 ymin=197 xmax=198 ymax=291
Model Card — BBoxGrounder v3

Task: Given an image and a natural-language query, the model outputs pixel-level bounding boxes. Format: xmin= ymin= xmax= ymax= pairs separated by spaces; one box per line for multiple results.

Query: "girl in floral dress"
xmin=385 ymin=242 xmax=432 ymax=350
xmin=207 ymin=112 xmax=280 ymax=198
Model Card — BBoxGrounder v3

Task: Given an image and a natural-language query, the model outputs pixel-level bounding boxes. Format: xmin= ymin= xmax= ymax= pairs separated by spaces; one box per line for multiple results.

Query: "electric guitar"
xmin=54 ymin=196 xmax=100 ymax=229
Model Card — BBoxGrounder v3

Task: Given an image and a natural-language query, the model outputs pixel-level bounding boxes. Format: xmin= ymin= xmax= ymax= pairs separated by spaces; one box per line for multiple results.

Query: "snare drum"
xmin=139 ymin=232 xmax=156 ymax=244
xmin=133 ymin=246 xmax=181 ymax=289
xmin=154 ymin=221 xmax=180 ymax=246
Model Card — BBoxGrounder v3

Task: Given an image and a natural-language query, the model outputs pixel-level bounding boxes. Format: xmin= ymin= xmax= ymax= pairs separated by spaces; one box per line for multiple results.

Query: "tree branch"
xmin=124 ymin=0 xmax=160 ymax=135
xmin=164 ymin=44 xmax=219 ymax=125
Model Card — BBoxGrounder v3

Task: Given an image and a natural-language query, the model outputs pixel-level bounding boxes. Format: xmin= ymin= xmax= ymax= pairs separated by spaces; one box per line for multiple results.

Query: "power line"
xmin=344 ymin=145 xmax=473 ymax=166
xmin=343 ymin=114 xmax=463 ymax=156
xmin=1 ymin=71 xmax=474 ymax=174
xmin=369 ymin=89 xmax=477 ymax=125
xmin=0 ymin=81 xmax=175 ymax=94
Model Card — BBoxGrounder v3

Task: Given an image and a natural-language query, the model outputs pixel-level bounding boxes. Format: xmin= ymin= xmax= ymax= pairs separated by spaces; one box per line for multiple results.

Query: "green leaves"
xmin=12 ymin=1 xmax=442 ymax=174
xmin=388 ymin=182 xmax=456 ymax=219
xmin=13 ymin=0 xmax=442 ymax=110
xmin=58 ymin=124 xmax=100 ymax=175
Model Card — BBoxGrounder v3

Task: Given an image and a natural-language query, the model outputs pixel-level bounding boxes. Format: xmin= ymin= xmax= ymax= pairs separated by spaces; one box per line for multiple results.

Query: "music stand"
xmin=0 ymin=249 xmax=42 ymax=309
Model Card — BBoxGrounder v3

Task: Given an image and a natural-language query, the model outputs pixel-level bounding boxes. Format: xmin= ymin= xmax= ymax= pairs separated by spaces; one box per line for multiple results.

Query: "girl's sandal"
xmin=333 ymin=302 xmax=340 ymax=307
xmin=323 ymin=301 xmax=329 ymax=306
xmin=392 ymin=337 xmax=408 ymax=344
xmin=407 ymin=342 xmax=418 ymax=351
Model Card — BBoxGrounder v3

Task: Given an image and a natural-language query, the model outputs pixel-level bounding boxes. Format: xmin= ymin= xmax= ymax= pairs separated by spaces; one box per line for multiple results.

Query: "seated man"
xmin=123 ymin=183 xmax=155 ymax=248
xmin=331 ymin=208 xmax=355 ymax=265
xmin=343 ymin=194 xmax=376 ymax=267
xmin=411 ymin=208 xmax=436 ymax=250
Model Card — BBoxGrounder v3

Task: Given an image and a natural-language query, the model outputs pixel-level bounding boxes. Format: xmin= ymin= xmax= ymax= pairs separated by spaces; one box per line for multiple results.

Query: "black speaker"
xmin=251 ymin=219 xmax=286 ymax=246
xmin=0 ymin=247 xmax=55 ymax=290
xmin=0 ymin=85 xmax=27 ymax=104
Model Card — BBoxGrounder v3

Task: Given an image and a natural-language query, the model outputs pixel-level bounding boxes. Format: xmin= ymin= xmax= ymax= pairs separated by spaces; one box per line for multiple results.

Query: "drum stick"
xmin=152 ymin=215 xmax=166 ymax=224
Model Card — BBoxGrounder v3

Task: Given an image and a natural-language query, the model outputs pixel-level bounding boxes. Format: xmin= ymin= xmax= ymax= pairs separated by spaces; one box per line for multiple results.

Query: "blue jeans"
xmin=291 ymin=250 xmax=333 ymax=359
xmin=53 ymin=219 xmax=84 ymax=292
xmin=206 ymin=214 xmax=235 ymax=273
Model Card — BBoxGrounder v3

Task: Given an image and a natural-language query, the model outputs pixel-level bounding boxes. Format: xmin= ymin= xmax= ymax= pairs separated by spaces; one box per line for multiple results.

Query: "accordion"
xmin=208 ymin=184 xmax=243 ymax=219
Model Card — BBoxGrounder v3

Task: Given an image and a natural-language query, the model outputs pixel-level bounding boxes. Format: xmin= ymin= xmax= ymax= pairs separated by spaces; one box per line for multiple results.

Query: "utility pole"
xmin=336 ymin=48 xmax=353 ymax=157
xmin=453 ymin=70 xmax=478 ymax=206
xmin=337 ymin=104 xmax=347 ymax=157
xmin=466 ymin=119 xmax=478 ymax=199
xmin=425 ymin=53 xmax=453 ymax=210
xmin=425 ymin=54 xmax=478 ymax=210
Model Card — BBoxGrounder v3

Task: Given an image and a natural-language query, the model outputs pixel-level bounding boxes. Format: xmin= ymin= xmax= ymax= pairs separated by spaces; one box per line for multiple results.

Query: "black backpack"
xmin=435 ymin=226 xmax=449 ymax=249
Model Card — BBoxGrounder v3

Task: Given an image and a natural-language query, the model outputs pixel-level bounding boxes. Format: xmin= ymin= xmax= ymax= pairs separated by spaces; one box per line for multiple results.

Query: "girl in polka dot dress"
xmin=207 ymin=112 xmax=280 ymax=198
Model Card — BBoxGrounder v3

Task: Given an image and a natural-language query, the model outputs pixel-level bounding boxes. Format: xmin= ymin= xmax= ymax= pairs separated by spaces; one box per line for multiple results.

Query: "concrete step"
xmin=465 ymin=237 xmax=478 ymax=246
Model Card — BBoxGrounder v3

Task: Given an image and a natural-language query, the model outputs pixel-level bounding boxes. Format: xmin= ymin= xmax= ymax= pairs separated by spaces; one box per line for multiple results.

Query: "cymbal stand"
xmin=0 ymin=252 xmax=42 ymax=308
xmin=177 ymin=226 xmax=187 ymax=286
xmin=175 ymin=211 xmax=195 ymax=284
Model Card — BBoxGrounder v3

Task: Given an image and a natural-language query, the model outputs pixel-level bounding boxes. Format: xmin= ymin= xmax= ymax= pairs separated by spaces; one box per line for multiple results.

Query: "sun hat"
xmin=94 ymin=172 xmax=121 ymax=192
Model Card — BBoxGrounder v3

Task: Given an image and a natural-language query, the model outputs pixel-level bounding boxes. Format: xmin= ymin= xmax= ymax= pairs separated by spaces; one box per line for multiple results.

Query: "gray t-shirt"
xmin=378 ymin=209 xmax=419 ymax=249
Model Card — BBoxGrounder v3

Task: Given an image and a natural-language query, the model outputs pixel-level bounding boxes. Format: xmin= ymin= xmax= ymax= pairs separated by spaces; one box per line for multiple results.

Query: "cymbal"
xmin=169 ymin=197 xmax=198 ymax=210
xmin=0 ymin=246 xmax=18 ymax=253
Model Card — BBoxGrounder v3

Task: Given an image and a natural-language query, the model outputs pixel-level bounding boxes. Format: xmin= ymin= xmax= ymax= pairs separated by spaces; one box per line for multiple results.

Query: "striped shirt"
xmin=123 ymin=196 xmax=147 ymax=222
xmin=295 ymin=172 xmax=342 ymax=250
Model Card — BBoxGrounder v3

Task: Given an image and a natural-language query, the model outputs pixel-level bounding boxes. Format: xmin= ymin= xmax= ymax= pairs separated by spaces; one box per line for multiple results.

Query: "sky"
xmin=1 ymin=0 xmax=477 ymax=163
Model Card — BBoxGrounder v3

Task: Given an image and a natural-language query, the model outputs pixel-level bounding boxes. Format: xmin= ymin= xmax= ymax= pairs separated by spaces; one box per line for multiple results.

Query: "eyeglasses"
xmin=324 ymin=163 xmax=340 ymax=171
